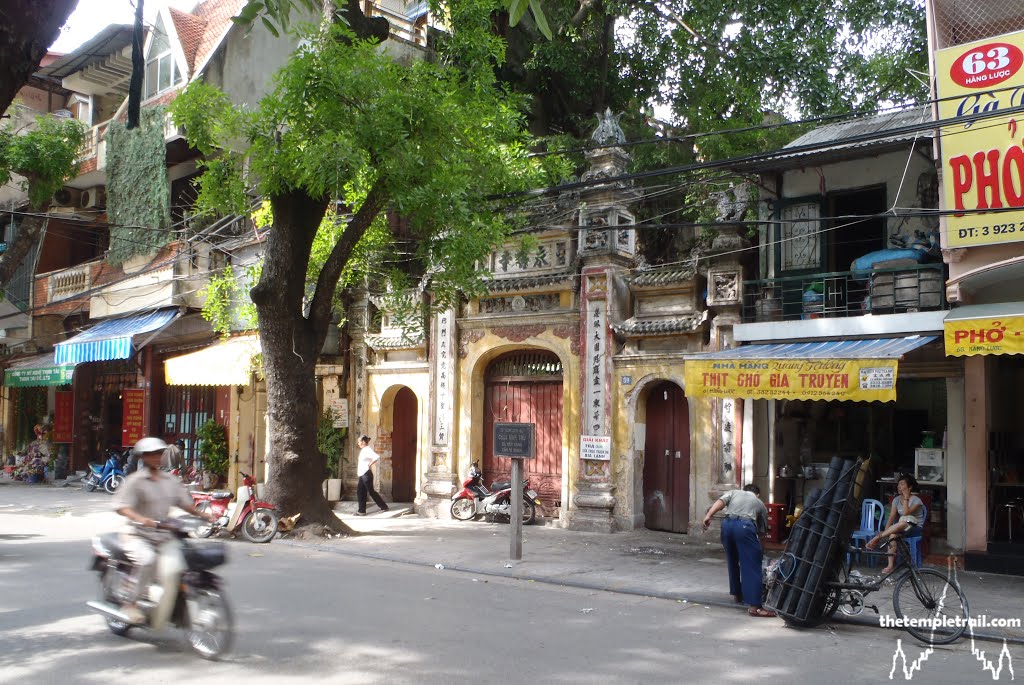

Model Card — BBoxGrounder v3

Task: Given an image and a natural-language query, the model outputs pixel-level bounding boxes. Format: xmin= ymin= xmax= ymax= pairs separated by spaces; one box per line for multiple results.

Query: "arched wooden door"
xmin=643 ymin=381 xmax=690 ymax=533
xmin=391 ymin=387 xmax=417 ymax=502
xmin=483 ymin=351 xmax=563 ymax=515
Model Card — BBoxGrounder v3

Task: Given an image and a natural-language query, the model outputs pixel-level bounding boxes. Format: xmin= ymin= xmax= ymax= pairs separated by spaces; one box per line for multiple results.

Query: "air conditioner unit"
xmin=52 ymin=187 xmax=82 ymax=207
xmin=80 ymin=187 xmax=106 ymax=209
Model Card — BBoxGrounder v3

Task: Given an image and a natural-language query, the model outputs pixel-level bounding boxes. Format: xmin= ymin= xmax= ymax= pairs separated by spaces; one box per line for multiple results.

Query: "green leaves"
xmin=0 ymin=115 xmax=85 ymax=209
xmin=105 ymin=108 xmax=173 ymax=264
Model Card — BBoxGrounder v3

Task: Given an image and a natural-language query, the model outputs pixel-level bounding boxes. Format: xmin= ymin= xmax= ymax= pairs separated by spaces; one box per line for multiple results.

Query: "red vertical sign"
xmin=53 ymin=391 xmax=74 ymax=443
xmin=122 ymin=388 xmax=146 ymax=447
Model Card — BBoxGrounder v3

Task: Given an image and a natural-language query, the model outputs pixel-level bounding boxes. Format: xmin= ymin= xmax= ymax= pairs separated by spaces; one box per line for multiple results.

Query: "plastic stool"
xmin=904 ymin=536 xmax=923 ymax=567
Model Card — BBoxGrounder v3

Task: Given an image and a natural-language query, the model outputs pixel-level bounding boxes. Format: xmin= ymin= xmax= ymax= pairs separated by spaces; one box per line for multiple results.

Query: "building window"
xmin=144 ymin=18 xmax=183 ymax=99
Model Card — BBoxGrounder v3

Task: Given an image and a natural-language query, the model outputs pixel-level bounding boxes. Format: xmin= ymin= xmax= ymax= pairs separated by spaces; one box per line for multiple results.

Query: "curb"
xmin=276 ymin=538 xmax=1024 ymax=647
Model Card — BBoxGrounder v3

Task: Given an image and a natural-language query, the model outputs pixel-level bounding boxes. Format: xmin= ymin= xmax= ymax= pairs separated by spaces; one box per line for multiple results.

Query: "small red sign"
xmin=53 ymin=391 xmax=74 ymax=443
xmin=121 ymin=388 xmax=146 ymax=447
xmin=949 ymin=42 xmax=1024 ymax=89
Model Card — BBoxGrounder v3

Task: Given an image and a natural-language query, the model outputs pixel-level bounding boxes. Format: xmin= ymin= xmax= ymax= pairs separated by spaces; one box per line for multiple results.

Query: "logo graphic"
xmin=948 ymin=42 xmax=1024 ymax=88
xmin=887 ymin=560 xmax=1016 ymax=680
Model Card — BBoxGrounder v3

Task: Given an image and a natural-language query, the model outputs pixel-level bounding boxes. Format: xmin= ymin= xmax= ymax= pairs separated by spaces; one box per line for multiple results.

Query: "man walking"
xmin=355 ymin=435 xmax=389 ymax=516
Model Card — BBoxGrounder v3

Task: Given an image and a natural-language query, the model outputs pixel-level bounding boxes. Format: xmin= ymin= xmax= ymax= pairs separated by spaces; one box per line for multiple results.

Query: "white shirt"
xmin=357 ymin=445 xmax=379 ymax=477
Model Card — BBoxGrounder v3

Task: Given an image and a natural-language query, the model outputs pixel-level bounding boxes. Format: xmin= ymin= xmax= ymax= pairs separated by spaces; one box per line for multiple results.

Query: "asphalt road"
xmin=0 ymin=485 xmax=1015 ymax=684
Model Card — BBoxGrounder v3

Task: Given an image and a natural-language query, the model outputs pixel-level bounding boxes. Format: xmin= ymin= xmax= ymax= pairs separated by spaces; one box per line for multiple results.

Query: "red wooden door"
xmin=643 ymin=382 xmax=690 ymax=533
xmin=483 ymin=351 xmax=563 ymax=514
xmin=391 ymin=387 xmax=417 ymax=502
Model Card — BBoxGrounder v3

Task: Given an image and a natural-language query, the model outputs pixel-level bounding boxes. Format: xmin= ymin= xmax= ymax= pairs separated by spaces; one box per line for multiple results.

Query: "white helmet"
xmin=134 ymin=436 xmax=168 ymax=455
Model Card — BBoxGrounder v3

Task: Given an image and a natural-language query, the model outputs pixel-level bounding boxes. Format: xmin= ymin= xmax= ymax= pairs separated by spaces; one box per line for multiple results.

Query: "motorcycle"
xmin=450 ymin=463 xmax=541 ymax=524
xmin=86 ymin=517 xmax=233 ymax=660
xmin=83 ymin=451 xmax=127 ymax=494
xmin=190 ymin=471 xmax=279 ymax=543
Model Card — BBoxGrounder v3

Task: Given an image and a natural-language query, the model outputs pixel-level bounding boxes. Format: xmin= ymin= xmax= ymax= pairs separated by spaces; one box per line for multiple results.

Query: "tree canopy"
xmin=170 ymin=23 xmax=565 ymax=527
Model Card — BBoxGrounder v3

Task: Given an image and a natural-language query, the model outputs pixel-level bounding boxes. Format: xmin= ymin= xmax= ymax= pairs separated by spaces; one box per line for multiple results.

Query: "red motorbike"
xmin=450 ymin=462 xmax=541 ymax=524
xmin=191 ymin=472 xmax=279 ymax=543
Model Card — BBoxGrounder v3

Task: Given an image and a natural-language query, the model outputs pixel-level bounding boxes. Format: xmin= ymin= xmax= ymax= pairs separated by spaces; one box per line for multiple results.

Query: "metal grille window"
xmin=485 ymin=350 xmax=562 ymax=379
xmin=932 ymin=0 xmax=1024 ymax=48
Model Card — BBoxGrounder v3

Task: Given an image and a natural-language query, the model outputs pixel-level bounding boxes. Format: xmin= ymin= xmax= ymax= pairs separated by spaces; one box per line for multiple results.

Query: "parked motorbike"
xmin=450 ymin=463 xmax=541 ymax=524
xmin=86 ymin=517 xmax=233 ymax=660
xmin=190 ymin=471 xmax=279 ymax=543
xmin=83 ymin=451 xmax=127 ymax=494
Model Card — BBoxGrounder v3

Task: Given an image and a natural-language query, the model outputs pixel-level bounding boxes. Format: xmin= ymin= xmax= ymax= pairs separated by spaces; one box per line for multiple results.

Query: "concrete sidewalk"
xmin=287 ymin=503 xmax=1024 ymax=645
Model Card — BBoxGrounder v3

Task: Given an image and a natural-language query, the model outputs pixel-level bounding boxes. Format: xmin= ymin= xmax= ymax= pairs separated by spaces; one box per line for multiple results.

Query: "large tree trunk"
xmin=0 ymin=213 xmax=46 ymax=288
xmin=252 ymin=181 xmax=387 ymax=533
xmin=251 ymin=190 xmax=346 ymax=531
xmin=0 ymin=0 xmax=79 ymax=115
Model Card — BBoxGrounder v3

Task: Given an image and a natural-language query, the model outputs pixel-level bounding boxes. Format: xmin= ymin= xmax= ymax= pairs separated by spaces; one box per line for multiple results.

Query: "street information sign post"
xmin=493 ymin=422 xmax=535 ymax=560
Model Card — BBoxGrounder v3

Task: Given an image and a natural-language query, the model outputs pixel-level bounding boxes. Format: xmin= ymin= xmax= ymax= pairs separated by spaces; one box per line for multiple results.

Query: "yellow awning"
xmin=944 ymin=303 xmax=1024 ymax=357
xmin=683 ymin=336 xmax=936 ymax=402
xmin=164 ymin=335 xmax=260 ymax=386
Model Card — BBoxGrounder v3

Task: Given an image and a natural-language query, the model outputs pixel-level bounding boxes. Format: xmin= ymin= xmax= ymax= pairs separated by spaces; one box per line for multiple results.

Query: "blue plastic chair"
xmin=848 ymin=498 xmax=884 ymax=566
xmin=902 ymin=504 xmax=927 ymax=568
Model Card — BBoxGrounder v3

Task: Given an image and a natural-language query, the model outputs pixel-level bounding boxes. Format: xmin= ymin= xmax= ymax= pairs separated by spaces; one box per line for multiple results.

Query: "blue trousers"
xmin=721 ymin=517 xmax=764 ymax=607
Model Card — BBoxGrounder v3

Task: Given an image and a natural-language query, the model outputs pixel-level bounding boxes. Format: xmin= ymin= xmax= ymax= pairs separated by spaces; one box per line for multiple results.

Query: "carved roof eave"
xmin=611 ymin=310 xmax=708 ymax=338
xmin=625 ymin=264 xmax=699 ymax=290
xmin=364 ymin=332 xmax=425 ymax=351
xmin=483 ymin=272 xmax=578 ymax=294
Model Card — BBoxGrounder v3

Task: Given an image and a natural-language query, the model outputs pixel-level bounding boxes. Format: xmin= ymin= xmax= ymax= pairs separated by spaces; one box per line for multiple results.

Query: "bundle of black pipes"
xmin=765 ymin=456 xmax=863 ymax=626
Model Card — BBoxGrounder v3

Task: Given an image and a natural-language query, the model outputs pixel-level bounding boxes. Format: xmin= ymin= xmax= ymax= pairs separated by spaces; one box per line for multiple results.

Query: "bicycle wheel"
xmin=893 ymin=568 xmax=969 ymax=645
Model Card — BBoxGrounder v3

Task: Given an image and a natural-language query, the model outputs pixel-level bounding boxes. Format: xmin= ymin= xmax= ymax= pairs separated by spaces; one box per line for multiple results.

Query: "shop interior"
xmin=988 ymin=355 xmax=1024 ymax=546
xmin=772 ymin=378 xmax=948 ymax=543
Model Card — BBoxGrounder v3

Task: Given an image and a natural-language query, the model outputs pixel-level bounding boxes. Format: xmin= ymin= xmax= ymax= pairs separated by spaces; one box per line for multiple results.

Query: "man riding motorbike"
xmin=112 ymin=436 xmax=216 ymax=624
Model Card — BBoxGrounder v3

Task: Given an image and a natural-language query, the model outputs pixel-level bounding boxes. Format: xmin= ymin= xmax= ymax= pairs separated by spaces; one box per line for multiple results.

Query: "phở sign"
xmin=936 ymin=29 xmax=1024 ymax=248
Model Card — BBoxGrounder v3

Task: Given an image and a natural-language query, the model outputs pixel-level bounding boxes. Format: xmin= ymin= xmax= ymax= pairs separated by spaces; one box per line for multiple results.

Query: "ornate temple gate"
xmin=643 ymin=381 xmax=690 ymax=533
xmin=483 ymin=350 xmax=563 ymax=515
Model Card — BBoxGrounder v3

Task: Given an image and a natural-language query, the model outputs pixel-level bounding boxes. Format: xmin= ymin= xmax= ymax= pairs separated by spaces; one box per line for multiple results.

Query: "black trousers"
xmin=357 ymin=471 xmax=387 ymax=513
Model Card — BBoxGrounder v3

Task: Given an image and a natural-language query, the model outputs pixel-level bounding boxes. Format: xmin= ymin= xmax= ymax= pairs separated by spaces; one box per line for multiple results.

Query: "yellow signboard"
xmin=936 ymin=30 xmax=1024 ymax=248
xmin=944 ymin=314 xmax=1024 ymax=356
xmin=684 ymin=358 xmax=900 ymax=402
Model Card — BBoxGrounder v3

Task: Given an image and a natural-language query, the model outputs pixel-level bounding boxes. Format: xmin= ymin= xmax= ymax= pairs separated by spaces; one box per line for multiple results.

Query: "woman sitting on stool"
xmin=865 ymin=474 xmax=923 ymax=573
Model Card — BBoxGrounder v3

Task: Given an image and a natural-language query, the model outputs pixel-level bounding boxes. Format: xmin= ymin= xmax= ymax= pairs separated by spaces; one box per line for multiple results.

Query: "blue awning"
xmin=685 ymin=335 xmax=937 ymax=360
xmin=54 ymin=309 xmax=180 ymax=365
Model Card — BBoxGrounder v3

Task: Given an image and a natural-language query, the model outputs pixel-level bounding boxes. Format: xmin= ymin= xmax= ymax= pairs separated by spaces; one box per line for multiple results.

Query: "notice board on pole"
xmin=493 ymin=422 xmax=535 ymax=459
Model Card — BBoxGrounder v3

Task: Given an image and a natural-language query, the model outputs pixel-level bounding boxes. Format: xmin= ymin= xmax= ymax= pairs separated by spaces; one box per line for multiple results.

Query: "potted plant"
xmin=196 ymin=419 xmax=229 ymax=488
xmin=318 ymin=410 xmax=346 ymax=502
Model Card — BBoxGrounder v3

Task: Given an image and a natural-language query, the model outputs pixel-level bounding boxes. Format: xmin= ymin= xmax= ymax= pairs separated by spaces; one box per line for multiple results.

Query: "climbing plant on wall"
xmin=105 ymin=107 xmax=172 ymax=265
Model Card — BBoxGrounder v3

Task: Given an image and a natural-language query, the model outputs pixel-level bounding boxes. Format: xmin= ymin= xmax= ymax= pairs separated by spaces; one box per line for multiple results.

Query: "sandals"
xmin=748 ymin=607 xmax=777 ymax=618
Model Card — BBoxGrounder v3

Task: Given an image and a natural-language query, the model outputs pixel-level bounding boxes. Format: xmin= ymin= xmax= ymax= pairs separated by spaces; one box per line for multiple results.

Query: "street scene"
xmin=3 ymin=0 xmax=1024 ymax=682
xmin=1 ymin=483 xmax=1019 ymax=683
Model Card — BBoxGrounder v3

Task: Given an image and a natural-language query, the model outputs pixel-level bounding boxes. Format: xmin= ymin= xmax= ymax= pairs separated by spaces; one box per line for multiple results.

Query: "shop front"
xmin=2 ymin=354 xmax=75 ymax=479
xmin=945 ymin=303 xmax=1024 ymax=574
xmin=163 ymin=334 xmax=265 ymax=490
xmin=54 ymin=308 xmax=181 ymax=470
xmin=685 ymin=335 xmax=961 ymax=550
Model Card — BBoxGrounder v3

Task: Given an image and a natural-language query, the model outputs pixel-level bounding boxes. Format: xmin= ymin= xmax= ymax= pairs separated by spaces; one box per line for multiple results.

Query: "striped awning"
xmin=164 ymin=335 xmax=261 ymax=386
xmin=54 ymin=308 xmax=180 ymax=365
xmin=4 ymin=353 xmax=75 ymax=387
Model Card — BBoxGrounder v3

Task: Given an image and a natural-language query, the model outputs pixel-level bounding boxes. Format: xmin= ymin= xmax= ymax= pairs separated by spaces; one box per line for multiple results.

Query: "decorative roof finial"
xmin=591 ymin=108 xmax=626 ymax=146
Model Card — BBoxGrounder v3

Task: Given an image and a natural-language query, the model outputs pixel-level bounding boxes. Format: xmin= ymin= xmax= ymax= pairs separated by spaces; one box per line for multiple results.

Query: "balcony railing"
xmin=78 ymin=119 xmax=111 ymax=162
xmin=47 ymin=262 xmax=93 ymax=303
xmin=742 ymin=263 xmax=946 ymax=323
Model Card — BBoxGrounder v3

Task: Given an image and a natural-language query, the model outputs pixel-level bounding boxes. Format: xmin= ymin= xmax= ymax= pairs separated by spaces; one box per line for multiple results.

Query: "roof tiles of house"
xmin=169 ymin=7 xmax=208 ymax=72
xmin=186 ymin=0 xmax=245 ymax=76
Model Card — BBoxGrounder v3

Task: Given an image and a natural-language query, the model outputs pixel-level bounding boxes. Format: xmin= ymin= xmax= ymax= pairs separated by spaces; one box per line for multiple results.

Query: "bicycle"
xmin=814 ymin=535 xmax=970 ymax=645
